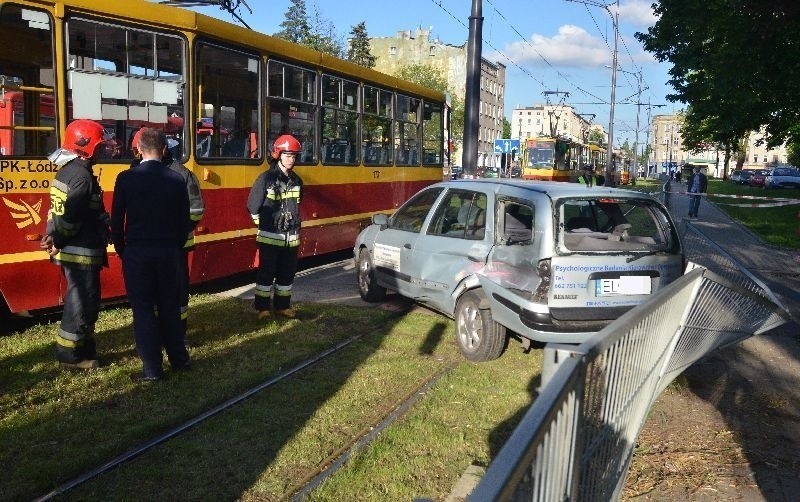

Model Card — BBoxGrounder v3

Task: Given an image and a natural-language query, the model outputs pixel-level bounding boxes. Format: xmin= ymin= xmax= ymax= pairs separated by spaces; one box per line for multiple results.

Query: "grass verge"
xmin=1 ymin=295 xmax=542 ymax=500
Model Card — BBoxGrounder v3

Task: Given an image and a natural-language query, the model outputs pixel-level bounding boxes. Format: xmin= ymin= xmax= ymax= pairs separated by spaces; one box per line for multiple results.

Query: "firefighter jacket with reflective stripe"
xmin=246 ymin=163 xmax=303 ymax=247
xmin=46 ymin=157 xmax=109 ymax=269
xmin=166 ymin=159 xmax=205 ymax=249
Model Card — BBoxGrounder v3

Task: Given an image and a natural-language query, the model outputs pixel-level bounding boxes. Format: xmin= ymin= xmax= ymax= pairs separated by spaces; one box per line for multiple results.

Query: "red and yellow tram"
xmin=0 ymin=0 xmax=448 ymax=315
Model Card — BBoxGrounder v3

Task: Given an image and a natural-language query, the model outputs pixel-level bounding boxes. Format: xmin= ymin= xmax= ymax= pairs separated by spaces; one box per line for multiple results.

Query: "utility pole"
xmin=615 ymin=68 xmax=644 ymax=183
xmin=567 ymin=0 xmax=621 ymax=186
xmin=606 ymin=2 xmax=619 ymax=186
xmin=462 ymin=0 xmax=483 ymax=178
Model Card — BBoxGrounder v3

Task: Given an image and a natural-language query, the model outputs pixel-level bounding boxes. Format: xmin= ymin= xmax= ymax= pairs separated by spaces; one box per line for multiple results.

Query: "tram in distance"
xmin=521 ymin=136 xmax=606 ymax=182
xmin=0 ymin=0 xmax=450 ymax=316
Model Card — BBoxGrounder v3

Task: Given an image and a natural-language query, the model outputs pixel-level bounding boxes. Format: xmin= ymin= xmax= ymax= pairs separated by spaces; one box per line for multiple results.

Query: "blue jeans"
xmin=688 ymin=193 xmax=702 ymax=217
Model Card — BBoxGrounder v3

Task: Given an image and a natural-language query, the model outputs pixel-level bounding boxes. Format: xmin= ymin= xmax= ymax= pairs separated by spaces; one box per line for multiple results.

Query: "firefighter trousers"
xmin=254 ymin=243 xmax=299 ymax=312
xmin=122 ymin=246 xmax=190 ymax=377
xmin=56 ymin=265 xmax=101 ymax=363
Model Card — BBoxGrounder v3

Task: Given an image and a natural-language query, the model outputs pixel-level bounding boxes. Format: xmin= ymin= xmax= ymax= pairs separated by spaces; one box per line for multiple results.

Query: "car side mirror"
xmin=372 ymin=213 xmax=389 ymax=229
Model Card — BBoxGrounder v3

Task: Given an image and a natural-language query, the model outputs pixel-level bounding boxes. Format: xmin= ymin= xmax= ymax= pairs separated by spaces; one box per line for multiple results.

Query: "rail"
xmin=469 ymin=222 xmax=790 ymax=501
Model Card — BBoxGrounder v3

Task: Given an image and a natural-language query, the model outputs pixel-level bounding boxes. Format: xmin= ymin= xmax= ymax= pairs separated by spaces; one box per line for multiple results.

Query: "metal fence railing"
xmin=469 ymin=223 xmax=790 ymax=501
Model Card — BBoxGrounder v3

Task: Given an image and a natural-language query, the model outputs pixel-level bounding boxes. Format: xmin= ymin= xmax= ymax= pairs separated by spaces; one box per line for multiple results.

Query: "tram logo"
xmin=3 ymin=197 xmax=42 ymax=229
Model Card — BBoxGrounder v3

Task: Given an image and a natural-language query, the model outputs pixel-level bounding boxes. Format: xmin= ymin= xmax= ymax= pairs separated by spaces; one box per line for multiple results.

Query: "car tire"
xmin=454 ymin=291 xmax=507 ymax=362
xmin=357 ymin=248 xmax=386 ymax=303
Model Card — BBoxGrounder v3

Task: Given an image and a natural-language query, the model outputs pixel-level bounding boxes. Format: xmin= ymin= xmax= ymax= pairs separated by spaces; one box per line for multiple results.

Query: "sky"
xmin=187 ymin=0 xmax=678 ymax=148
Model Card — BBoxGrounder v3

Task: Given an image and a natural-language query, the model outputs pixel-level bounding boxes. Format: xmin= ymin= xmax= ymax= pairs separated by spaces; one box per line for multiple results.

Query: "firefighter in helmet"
xmin=131 ymin=127 xmax=205 ymax=342
xmin=246 ymin=134 xmax=304 ymax=319
xmin=40 ymin=119 xmax=111 ymax=370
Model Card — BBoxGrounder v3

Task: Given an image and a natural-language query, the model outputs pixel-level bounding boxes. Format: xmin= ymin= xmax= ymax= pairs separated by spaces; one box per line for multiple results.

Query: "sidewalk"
xmin=644 ymin=180 xmax=800 ymax=500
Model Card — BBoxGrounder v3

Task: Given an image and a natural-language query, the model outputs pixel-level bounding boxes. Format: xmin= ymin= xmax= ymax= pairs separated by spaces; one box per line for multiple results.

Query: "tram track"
xmin=36 ymin=335 xmax=462 ymax=501
xmin=34 ymin=333 xmax=365 ymax=501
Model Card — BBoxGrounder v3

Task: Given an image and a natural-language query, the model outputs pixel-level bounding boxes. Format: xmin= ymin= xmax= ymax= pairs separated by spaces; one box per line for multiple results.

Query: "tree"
xmin=275 ymin=0 xmax=343 ymax=57
xmin=788 ymin=140 xmax=800 ymax=167
xmin=274 ymin=0 xmax=310 ymax=44
xmin=303 ymin=4 xmax=344 ymax=57
xmin=395 ymin=64 xmax=449 ymax=94
xmin=502 ymin=117 xmax=511 ymax=138
xmin=394 ymin=63 xmax=464 ymax=142
xmin=636 ymin=1 xmax=800 ymax=153
xmin=347 ymin=22 xmax=376 ymax=68
xmin=588 ymin=129 xmax=604 ymax=145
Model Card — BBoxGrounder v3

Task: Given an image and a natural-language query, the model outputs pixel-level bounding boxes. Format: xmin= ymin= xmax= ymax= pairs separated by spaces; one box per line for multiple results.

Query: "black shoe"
xmin=131 ymin=373 xmax=162 ymax=383
xmin=59 ymin=359 xmax=100 ymax=370
xmin=173 ymin=362 xmax=191 ymax=372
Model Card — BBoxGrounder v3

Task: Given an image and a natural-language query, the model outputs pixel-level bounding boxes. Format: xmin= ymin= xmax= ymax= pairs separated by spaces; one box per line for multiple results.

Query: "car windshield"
xmin=560 ymin=198 xmax=673 ymax=253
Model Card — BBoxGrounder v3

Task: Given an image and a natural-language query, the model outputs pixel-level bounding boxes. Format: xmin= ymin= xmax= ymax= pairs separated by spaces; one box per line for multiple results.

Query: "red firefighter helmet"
xmin=62 ymin=119 xmax=109 ymax=159
xmin=131 ymin=127 xmax=148 ymax=155
xmin=271 ymin=134 xmax=301 ymax=159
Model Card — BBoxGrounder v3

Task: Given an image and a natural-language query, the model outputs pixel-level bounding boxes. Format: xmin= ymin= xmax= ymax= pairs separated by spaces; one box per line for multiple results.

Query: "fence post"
xmin=541 ymin=343 xmax=583 ymax=387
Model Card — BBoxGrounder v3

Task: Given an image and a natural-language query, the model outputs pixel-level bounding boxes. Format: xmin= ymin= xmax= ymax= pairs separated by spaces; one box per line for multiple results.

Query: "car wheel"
xmin=357 ymin=248 xmax=387 ymax=302
xmin=454 ymin=291 xmax=507 ymax=362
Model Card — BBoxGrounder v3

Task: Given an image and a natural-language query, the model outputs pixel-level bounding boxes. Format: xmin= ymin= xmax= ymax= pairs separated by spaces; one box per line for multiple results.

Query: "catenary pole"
xmin=462 ymin=0 xmax=482 ymax=178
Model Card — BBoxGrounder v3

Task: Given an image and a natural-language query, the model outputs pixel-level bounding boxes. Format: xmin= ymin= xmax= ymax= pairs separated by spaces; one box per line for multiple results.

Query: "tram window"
xmin=266 ymin=60 xmax=316 ymax=163
xmin=362 ymin=86 xmax=392 ymax=166
xmin=321 ymin=74 xmax=359 ymax=165
xmin=422 ymin=102 xmax=443 ymax=166
xmin=66 ymin=18 xmax=186 ymax=162
xmin=394 ymin=94 xmax=420 ymax=166
xmin=195 ymin=42 xmax=260 ymax=160
xmin=0 ymin=5 xmax=56 ymax=157
xmin=268 ymin=101 xmax=315 ymax=163
xmin=267 ymin=60 xmax=316 ymax=104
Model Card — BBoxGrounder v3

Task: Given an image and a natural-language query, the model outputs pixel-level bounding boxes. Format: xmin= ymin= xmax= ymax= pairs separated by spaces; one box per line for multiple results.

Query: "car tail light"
xmin=533 ymin=258 xmax=551 ymax=303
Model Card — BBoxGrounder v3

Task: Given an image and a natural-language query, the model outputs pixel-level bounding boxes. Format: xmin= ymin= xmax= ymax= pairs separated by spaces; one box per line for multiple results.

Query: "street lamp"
xmin=566 ymin=0 xmax=619 ymax=186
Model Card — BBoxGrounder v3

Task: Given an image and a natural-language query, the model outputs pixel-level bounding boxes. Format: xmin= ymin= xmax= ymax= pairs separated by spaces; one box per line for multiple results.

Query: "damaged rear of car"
xmin=354 ymin=180 xmax=683 ymax=362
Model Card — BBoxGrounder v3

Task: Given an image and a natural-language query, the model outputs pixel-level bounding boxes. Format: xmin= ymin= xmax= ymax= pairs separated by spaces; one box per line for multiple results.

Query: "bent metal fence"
xmin=469 ymin=223 xmax=790 ymax=501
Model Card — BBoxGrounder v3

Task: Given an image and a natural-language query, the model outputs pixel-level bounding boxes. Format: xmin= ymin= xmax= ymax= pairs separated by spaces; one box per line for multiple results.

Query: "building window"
xmin=389 ymin=46 xmax=396 ymax=55
xmin=429 ymin=45 xmax=436 ymax=56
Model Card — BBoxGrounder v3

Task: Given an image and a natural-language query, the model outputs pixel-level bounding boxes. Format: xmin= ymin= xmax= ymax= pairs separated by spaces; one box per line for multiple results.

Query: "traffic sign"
xmin=493 ymin=139 xmax=520 ymax=154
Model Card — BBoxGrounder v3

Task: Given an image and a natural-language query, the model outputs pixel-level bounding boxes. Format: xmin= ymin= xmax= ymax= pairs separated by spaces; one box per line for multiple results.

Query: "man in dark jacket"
xmin=40 ymin=119 xmax=111 ymax=370
xmin=686 ymin=166 xmax=708 ymax=218
xmin=131 ymin=129 xmax=205 ymax=340
xmin=111 ymin=128 xmax=191 ymax=382
xmin=246 ymin=134 xmax=304 ymax=320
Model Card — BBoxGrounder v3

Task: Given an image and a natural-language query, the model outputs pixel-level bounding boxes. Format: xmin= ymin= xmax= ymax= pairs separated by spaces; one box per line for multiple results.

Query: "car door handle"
xmin=467 ymin=255 xmax=482 ymax=262
xmin=404 ymin=243 xmax=412 ymax=249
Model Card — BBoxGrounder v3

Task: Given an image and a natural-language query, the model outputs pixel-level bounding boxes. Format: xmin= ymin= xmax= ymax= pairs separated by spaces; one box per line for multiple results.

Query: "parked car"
xmin=482 ymin=166 xmax=500 ymax=178
xmin=730 ymin=170 xmax=744 ymax=183
xmin=748 ymin=169 xmax=771 ymax=187
xmin=764 ymin=167 xmax=800 ymax=189
xmin=731 ymin=170 xmax=753 ymax=184
xmin=354 ymin=180 xmax=684 ymax=361
xmin=449 ymin=166 xmax=463 ymax=180
xmin=510 ymin=166 xmax=522 ymax=178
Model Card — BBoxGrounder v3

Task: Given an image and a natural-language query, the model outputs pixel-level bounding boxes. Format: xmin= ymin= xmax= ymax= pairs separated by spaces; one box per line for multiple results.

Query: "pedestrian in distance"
xmin=131 ymin=128 xmax=205 ymax=344
xmin=247 ymin=134 xmax=304 ymax=320
xmin=40 ymin=119 xmax=112 ymax=370
xmin=686 ymin=166 xmax=708 ymax=218
xmin=110 ymin=128 xmax=191 ymax=382
xmin=581 ymin=166 xmax=594 ymax=187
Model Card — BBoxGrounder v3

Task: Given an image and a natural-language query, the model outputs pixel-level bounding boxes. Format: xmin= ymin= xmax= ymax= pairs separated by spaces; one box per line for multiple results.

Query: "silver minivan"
xmin=354 ymin=180 xmax=684 ymax=361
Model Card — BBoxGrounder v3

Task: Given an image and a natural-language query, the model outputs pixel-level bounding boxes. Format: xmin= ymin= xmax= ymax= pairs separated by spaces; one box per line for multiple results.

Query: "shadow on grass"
xmin=0 ymin=292 xmax=453 ymax=500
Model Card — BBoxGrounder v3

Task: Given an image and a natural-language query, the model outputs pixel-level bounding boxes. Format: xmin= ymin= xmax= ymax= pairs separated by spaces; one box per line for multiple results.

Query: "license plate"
xmin=595 ymin=276 xmax=652 ymax=296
